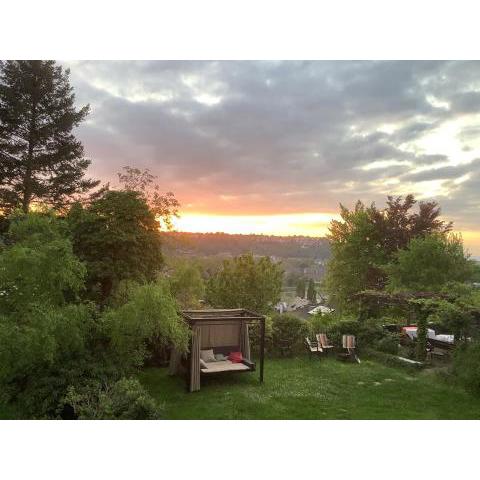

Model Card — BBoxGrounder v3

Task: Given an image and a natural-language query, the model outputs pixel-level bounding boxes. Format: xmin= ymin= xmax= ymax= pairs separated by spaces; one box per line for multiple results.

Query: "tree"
xmin=325 ymin=201 xmax=386 ymax=309
xmin=67 ymin=190 xmax=163 ymax=301
xmin=0 ymin=211 xmax=86 ymax=314
xmin=325 ymin=195 xmax=453 ymax=310
xmin=307 ymin=279 xmax=316 ymax=303
xmin=166 ymin=259 xmax=205 ymax=309
xmin=118 ymin=166 xmax=179 ymax=230
xmin=296 ymin=278 xmax=306 ymax=298
xmin=103 ymin=281 xmax=190 ymax=370
xmin=0 ymin=60 xmax=98 ymax=213
xmin=387 ymin=234 xmax=472 ymax=292
xmin=206 ymin=253 xmax=283 ymax=314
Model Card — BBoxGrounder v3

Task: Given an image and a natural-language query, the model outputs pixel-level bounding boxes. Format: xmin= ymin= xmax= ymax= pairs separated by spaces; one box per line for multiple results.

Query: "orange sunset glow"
xmin=58 ymin=60 xmax=480 ymax=256
xmin=171 ymin=212 xmax=341 ymax=236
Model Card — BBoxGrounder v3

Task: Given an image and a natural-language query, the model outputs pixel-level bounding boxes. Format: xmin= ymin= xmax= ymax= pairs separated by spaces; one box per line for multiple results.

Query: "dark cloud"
xmin=65 ymin=60 xmax=480 ymax=231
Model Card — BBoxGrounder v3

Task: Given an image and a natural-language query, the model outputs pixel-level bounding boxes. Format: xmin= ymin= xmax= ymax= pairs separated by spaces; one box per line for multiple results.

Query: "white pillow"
xmin=200 ymin=349 xmax=216 ymax=363
xmin=200 ymin=359 xmax=208 ymax=369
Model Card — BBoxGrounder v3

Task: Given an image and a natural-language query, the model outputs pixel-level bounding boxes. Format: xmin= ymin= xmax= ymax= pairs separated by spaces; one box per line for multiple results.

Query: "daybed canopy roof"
xmin=181 ymin=308 xmax=264 ymax=324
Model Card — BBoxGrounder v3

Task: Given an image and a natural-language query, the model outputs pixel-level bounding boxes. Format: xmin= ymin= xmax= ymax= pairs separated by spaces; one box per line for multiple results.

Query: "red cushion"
xmin=228 ymin=351 xmax=243 ymax=363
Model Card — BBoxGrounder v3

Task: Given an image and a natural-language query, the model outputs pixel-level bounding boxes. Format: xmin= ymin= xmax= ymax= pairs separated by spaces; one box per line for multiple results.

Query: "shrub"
xmin=375 ymin=334 xmax=400 ymax=355
xmin=271 ymin=314 xmax=309 ymax=355
xmin=249 ymin=316 xmax=273 ymax=354
xmin=103 ymin=281 xmax=190 ymax=371
xmin=62 ymin=377 xmax=163 ymax=419
xmin=453 ymin=342 xmax=480 ymax=395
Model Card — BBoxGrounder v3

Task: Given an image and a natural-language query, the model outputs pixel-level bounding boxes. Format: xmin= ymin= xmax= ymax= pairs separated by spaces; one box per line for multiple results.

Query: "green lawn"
xmin=139 ymin=356 xmax=480 ymax=419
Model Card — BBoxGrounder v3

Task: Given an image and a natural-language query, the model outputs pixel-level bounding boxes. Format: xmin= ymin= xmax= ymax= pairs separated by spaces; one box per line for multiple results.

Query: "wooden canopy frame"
xmin=180 ymin=308 xmax=266 ymax=392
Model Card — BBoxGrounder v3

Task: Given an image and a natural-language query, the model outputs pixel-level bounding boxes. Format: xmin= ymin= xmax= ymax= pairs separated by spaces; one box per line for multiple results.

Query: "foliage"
xmin=249 ymin=316 xmax=273 ymax=353
xmin=387 ymin=234 xmax=472 ymax=292
xmin=0 ymin=60 xmax=98 ymax=213
xmin=0 ymin=302 xmax=98 ymax=417
xmin=453 ymin=342 xmax=480 ymax=396
xmin=375 ymin=334 xmax=400 ymax=355
xmin=118 ymin=166 xmax=179 ymax=230
xmin=62 ymin=377 xmax=163 ymax=420
xmin=295 ymin=278 xmax=306 ymax=298
xmin=166 ymin=258 xmax=205 ymax=308
xmin=307 ymin=314 xmax=398 ymax=353
xmin=271 ymin=314 xmax=309 ymax=355
xmin=307 ymin=312 xmax=344 ymax=337
xmin=206 ymin=253 xmax=283 ymax=314
xmin=102 ymin=281 xmax=190 ymax=371
xmin=0 ymin=211 xmax=86 ymax=313
xmin=325 ymin=195 xmax=452 ymax=310
xmin=67 ymin=190 xmax=163 ymax=301
xmin=325 ymin=201 xmax=386 ymax=310
xmin=306 ymin=278 xmax=316 ymax=303
xmin=416 ymin=315 xmax=428 ymax=361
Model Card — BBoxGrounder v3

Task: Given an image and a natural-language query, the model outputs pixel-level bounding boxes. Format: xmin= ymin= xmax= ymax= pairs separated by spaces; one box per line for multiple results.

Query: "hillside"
xmin=160 ymin=231 xmax=331 ymax=259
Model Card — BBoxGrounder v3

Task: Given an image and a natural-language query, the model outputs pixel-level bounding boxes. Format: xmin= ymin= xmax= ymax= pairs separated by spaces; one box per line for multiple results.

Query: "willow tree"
xmin=0 ymin=60 xmax=98 ymax=213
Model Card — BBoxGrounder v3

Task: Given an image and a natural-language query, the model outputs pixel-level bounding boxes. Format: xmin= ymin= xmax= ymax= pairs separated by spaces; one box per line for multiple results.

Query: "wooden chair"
xmin=342 ymin=335 xmax=360 ymax=364
xmin=316 ymin=333 xmax=334 ymax=354
xmin=305 ymin=337 xmax=323 ymax=358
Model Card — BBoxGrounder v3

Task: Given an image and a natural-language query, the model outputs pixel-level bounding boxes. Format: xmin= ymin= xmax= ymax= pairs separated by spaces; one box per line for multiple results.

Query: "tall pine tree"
xmin=0 ymin=60 xmax=98 ymax=213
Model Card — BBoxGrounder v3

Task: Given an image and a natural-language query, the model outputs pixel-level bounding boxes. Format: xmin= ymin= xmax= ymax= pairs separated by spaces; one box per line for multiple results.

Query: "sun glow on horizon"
xmin=171 ymin=212 xmax=341 ymax=237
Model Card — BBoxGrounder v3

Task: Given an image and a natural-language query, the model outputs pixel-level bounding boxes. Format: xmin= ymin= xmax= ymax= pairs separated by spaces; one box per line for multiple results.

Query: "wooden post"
xmin=259 ymin=316 xmax=265 ymax=383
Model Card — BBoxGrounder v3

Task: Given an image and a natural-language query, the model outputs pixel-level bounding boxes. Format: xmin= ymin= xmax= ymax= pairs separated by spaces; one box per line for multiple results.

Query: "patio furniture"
xmin=305 ymin=337 xmax=323 ymax=358
xmin=168 ymin=308 xmax=266 ymax=392
xmin=341 ymin=335 xmax=361 ymax=364
xmin=316 ymin=333 xmax=334 ymax=354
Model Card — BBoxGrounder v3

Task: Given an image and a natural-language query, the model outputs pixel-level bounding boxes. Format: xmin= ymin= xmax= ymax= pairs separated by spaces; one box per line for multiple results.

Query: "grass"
xmin=139 ymin=356 xmax=480 ymax=419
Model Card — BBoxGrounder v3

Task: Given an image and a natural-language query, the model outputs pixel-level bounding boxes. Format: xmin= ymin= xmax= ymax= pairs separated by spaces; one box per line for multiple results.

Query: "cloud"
xmin=65 ymin=60 xmax=480 ymax=231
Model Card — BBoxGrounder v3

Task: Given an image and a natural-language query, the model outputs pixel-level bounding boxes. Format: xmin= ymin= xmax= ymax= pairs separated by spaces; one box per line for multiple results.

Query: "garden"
xmin=2 ymin=61 xmax=480 ymax=420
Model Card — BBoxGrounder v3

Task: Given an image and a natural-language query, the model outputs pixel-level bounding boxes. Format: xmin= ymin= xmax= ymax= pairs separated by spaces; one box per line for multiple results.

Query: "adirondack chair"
xmin=305 ymin=337 xmax=323 ymax=358
xmin=316 ymin=333 xmax=334 ymax=354
xmin=342 ymin=335 xmax=360 ymax=364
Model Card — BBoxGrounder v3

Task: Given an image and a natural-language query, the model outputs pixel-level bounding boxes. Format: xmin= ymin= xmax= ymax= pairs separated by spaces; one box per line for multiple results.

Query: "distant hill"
xmin=161 ymin=231 xmax=331 ymax=260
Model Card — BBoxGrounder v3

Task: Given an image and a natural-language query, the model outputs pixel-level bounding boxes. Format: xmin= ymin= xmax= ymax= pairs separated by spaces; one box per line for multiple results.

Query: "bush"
xmin=103 ymin=281 xmax=190 ymax=371
xmin=375 ymin=334 xmax=400 ymax=355
xmin=453 ymin=342 xmax=480 ymax=395
xmin=306 ymin=314 xmax=399 ymax=353
xmin=271 ymin=314 xmax=309 ymax=355
xmin=249 ymin=316 xmax=273 ymax=354
xmin=62 ymin=377 xmax=163 ymax=419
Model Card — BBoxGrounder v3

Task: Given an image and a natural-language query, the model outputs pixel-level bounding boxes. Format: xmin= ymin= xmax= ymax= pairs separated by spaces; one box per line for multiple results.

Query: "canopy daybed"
xmin=169 ymin=308 xmax=265 ymax=392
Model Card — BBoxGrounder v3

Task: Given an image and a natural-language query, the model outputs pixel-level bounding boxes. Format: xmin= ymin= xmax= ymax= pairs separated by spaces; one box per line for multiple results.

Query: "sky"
xmin=65 ymin=61 xmax=480 ymax=254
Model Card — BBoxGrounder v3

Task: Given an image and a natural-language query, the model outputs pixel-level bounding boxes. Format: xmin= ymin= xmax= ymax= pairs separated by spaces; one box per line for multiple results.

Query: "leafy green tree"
xmin=0 ymin=60 xmax=98 ymax=213
xmin=206 ymin=253 xmax=283 ymax=314
xmin=0 ymin=211 xmax=86 ymax=313
xmin=0 ymin=211 xmax=96 ymax=416
xmin=296 ymin=278 xmax=306 ymax=298
xmin=325 ymin=201 xmax=386 ymax=309
xmin=67 ymin=190 xmax=163 ymax=301
xmin=166 ymin=258 xmax=205 ymax=308
xmin=307 ymin=279 xmax=316 ymax=303
xmin=387 ymin=234 xmax=472 ymax=292
xmin=102 ymin=281 xmax=190 ymax=370
xmin=325 ymin=196 xmax=453 ymax=310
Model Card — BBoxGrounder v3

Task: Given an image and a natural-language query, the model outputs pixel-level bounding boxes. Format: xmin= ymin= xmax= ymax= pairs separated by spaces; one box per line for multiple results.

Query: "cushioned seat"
xmin=201 ymin=360 xmax=251 ymax=373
